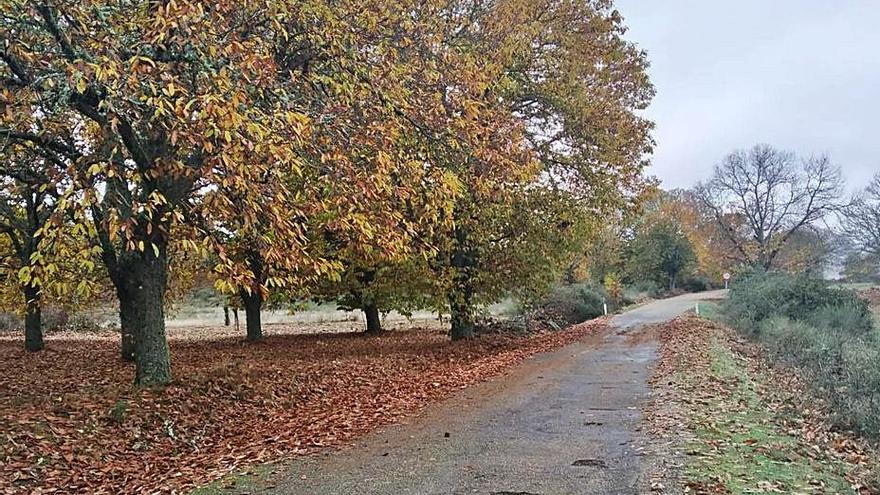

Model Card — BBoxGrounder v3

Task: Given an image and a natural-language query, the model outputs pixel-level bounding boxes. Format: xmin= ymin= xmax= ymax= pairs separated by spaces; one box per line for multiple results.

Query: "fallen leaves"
xmin=643 ymin=315 xmax=879 ymax=494
xmin=0 ymin=319 xmax=606 ymax=494
xmin=859 ymin=288 xmax=880 ymax=308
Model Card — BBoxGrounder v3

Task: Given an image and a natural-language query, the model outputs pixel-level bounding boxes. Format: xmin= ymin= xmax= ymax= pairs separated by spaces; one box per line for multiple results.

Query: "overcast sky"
xmin=614 ymin=0 xmax=880 ymax=192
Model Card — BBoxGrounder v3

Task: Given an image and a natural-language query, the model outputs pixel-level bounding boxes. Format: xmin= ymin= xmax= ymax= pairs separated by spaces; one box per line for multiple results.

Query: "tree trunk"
xmin=449 ymin=223 xmax=476 ymax=341
xmin=118 ymin=294 xmax=136 ymax=362
xmin=241 ymin=290 xmax=263 ymax=342
xmin=364 ymin=304 xmax=382 ymax=334
xmin=115 ymin=248 xmax=172 ymax=387
xmin=354 ymin=271 xmax=382 ymax=334
xmin=223 ymin=306 xmax=230 ymax=326
xmin=449 ymin=289 xmax=475 ymax=340
xmin=669 ymin=273 xmax=677 ymax=291
xmin=23 ymin=285 xmax=43 ymax=352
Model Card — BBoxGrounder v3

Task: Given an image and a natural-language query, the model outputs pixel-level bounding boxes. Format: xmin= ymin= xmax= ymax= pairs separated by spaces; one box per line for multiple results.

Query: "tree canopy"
xmin=0 ymin=0 xmax=654 ymax=384
xmin=627 ymin=210 xmax=696 ymax=290
xmin=696 ymin=144 xmax=843 ymax=271
xmin=842 ymin=173 xmax=880 ymax=259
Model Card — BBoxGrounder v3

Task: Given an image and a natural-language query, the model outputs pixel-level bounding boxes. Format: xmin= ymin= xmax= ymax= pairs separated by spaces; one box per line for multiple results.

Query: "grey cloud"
xmin=615 ymin=0 xmax=880 ymax=192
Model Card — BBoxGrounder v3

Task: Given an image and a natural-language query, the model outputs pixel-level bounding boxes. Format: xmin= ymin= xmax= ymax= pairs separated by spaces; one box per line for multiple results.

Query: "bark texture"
xmin=118 ymin=293 xmax=136 ymax=361
xmin=241 ymin=290 xmax=263 ymax=342
xmin=449 ymin=225 xmax=476 ymax=341
xmin=112 ymin=245 xmax=172 ymax=387
xmin=364 ymin=304 xmax=382 ymax=334
xmin=23 ymin=285 xmax=43 ymax=352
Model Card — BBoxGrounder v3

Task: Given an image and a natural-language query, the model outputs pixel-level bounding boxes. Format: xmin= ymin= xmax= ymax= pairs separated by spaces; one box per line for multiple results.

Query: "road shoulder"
xmin=643 ymin=315 xmax=878 ymax=494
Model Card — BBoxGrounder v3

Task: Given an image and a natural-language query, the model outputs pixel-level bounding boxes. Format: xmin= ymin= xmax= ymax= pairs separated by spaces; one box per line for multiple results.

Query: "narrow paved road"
xmin=266 ymin=291 xmax=726 ymax=495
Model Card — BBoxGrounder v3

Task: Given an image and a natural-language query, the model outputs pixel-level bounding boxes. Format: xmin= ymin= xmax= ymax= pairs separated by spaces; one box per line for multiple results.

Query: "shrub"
xmin=838 ymin=339 xmax=880 ymax=435
xmin=804 ymin=304 xmax=874 ymax=336
xmin=41 ymin=307 xmax=69 ymax=333
xmin=533 ymin=283 xmax=606 ymax=328
xmin=680 ymin=276 xmax=712 ymax=293
xmin=758 ymin=316 xmax=825 ymax=364
xmin=758 ymin=316 xmax=880 ymax=437
xmin=0 ymin=313 xmax=21 ymax=333
xmin=724 ymin=271 xmax=872 ymax=333
xmin=64 ymin=313 xmax=102 ymax=333
xmin=725 ymin=271 xmax=880 ymax=439
xmin=603 ymin=273 xmax=623 ymax=306
xmin=623 ymin=280 xmax=661 ymax=303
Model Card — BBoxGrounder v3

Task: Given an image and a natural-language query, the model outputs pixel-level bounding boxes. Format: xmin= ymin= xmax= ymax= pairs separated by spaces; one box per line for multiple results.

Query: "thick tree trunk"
xmin=115 ymin=247 xmax=172 ymax=387
xmin=23 ymin=285 xmax=43 ymax=352
xmin=354 ymin=271 xmax=382 ymax=334
xmin=241 ymin=290 xmax=263 ymax=342
xmin=364 ymin=304 xmax=382 ymax=334
xmin=449 ymin=223 xmax=476 ymax=341
xmin=669 ymin=273 xmax=677 ymax=291
xmin=118 ymin=294 xmax=136 ymax=362
xmin=449 ymin=289 xmax=475 ymax=340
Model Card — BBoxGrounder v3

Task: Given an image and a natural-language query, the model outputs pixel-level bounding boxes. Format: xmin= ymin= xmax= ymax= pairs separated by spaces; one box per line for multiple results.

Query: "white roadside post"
xmin=695 ymin=302 xmax=700 ymax=316
xmin=603 ymin=301 xmax=608 ymax=316
xmin=723 ymin=272 xmax=731 ymax=289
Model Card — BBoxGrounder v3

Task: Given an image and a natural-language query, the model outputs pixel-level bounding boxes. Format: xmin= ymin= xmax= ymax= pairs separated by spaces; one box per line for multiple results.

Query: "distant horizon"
xmin=616 ymin=0 xmax=880 ymax=193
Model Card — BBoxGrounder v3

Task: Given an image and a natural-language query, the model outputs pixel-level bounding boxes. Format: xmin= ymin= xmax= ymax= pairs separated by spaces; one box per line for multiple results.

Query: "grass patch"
xmin=684 ymin=338 xmax=856 ymax=494
xmin=189 ymin=464 xmax=276 ymax=494
xmin=695 ymin=301 xmax=721 ymax=321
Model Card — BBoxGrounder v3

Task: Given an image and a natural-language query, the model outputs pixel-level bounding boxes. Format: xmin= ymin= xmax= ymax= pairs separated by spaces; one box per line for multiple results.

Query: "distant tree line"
xmin=576 ymin=144 xmax=875 ymax=294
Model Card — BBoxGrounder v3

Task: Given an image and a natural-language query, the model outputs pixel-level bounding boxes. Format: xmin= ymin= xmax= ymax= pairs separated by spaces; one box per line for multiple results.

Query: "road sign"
xmin=723 ymin=272 xmax=731 ymax=280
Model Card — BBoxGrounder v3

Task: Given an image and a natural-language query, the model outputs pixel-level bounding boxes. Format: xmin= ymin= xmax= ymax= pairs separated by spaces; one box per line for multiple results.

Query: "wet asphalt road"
xmin=264 ymin=291 xmax=727 ymax=495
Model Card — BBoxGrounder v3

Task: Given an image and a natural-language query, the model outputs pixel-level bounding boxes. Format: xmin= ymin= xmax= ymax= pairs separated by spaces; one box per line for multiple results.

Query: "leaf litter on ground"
xmin=1 ymin=319 xmax=606 ymax=494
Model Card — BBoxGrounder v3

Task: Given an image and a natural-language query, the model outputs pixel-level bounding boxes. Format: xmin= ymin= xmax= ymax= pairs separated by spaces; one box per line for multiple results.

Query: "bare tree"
xmin=842 ymin=173 xmax=880 ymax=258
xmin=696 ymin=144 xmax=843 ymax=271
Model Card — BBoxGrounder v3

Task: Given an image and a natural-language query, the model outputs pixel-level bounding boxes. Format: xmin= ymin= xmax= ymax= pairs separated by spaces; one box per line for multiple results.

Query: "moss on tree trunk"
xmin=114 ymin=246 xmax=172 ymax=387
